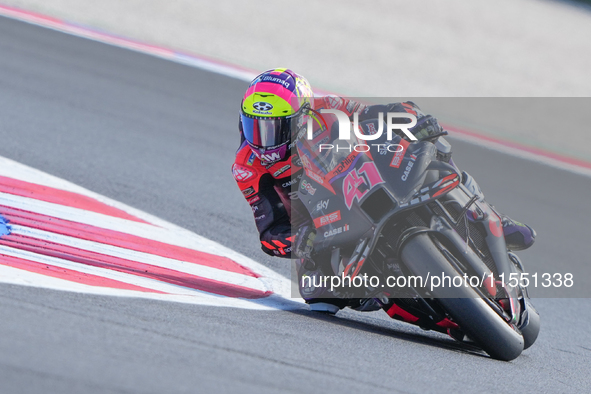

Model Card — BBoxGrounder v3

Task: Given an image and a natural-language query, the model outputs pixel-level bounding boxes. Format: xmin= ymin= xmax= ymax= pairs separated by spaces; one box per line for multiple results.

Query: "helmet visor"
xmin=240 ymin=114 xmax=293 ymax=149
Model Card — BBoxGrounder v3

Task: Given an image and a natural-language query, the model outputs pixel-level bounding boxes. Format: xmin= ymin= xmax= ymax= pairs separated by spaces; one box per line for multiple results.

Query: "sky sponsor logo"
xmin=316 ymin=199 xmax=329 ymax=211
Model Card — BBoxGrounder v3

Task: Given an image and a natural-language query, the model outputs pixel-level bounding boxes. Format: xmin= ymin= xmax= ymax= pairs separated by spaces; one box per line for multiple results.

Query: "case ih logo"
xmin=313 ymin=210 xmax=341 ymax=228
xmin=253 ymin=102 xmax=273 ymax=111
xmin=324 ymin=224 xmax=350 ymax=238
xmin=232 ymin=164 xmax=255 ymax=182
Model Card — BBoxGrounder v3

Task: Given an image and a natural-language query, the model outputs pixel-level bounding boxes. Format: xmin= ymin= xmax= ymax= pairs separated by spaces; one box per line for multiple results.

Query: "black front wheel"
xmin=400 ymin=233 xmax=524 ymax=361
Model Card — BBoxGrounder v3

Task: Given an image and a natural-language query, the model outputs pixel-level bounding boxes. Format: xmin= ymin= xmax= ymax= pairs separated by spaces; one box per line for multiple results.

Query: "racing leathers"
xmin=232 ymin=97 xmax=430 ymax=259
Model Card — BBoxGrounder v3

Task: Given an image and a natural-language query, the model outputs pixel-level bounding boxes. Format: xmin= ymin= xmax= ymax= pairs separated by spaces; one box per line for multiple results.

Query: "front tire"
xmin=400 ymin=233 xmax=524 ymax=361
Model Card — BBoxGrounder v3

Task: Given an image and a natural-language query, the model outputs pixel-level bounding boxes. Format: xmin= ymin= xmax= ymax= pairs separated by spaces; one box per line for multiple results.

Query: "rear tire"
xmin=520 ymin=298 xmax=540 ymax=350
xmin=400 ymin=233 xmax=524 ymax=361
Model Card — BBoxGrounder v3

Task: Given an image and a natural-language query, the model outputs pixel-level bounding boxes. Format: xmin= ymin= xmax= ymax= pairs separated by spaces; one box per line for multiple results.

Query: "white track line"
xmin=0 ymin=155 xmax=299 ymax=307
xmin=0 ymin=4 xmax=255 ymax=82
xmin=1 ymin=192 xmax=205 ymax=247
xmin=0 ymin=245 xmax=227 ymax=296
xmin=0 ymin=264 xmax=275 ymax=309
xmin=10 ymin=225 xmax=267 ymax=292
xmin=447 ymin=133 xmax=591 ymax=179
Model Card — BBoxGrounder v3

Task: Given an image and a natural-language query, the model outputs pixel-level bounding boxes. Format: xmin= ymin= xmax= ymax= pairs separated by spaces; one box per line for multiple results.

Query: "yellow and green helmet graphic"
xmin=242 ymin=68 xmax=313 ymax=118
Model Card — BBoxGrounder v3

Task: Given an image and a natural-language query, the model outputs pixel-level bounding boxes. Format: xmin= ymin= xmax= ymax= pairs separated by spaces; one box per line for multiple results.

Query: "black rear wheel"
xmin=520 ymin=298 xmax=540 ymax=350
xmin=400 ymin=233 xmax=524 ymax=361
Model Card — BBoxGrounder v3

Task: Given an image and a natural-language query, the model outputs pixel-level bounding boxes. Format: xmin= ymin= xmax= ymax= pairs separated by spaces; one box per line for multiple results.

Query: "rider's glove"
xmin=294 ymin=225 xmax=317 ymax=268
xmin=409 ymin=115 xmax=443 ymax=140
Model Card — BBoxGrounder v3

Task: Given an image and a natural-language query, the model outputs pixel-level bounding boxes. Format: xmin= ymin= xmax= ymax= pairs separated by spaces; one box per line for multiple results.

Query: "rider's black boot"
xmin=462 ymin=171 xmax=536 ymax=251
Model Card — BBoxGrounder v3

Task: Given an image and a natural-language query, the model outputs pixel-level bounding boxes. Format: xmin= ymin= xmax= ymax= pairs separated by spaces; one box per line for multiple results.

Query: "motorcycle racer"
xmin=232 ymin=68 xmax=536 ymax=311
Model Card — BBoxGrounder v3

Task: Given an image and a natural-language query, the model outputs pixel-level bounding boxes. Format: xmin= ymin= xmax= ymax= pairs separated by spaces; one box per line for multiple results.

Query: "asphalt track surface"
xmin=1 ymin=16 xmax=590 ymax=394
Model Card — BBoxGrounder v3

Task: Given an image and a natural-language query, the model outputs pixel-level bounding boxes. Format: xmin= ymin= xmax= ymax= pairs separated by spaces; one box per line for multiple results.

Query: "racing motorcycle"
xmin=294 ymin=117 xmax=540 ymax=361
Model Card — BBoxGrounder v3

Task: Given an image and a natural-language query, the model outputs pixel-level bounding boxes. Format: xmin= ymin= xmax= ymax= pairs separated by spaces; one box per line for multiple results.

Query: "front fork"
xmin=438 ymin=181 xmax=534 ymax=326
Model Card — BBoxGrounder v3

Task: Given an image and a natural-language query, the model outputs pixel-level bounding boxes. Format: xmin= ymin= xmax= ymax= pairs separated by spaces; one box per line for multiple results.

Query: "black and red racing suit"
xmin=232 ymin=97 xmax=426 ymax=258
